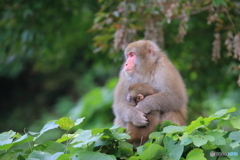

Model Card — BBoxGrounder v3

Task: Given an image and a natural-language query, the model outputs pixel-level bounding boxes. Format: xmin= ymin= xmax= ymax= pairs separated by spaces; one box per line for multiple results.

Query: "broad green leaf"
xmin=231 ymin=117 xmax=240 ymax=129
xmin=209 ymin=107 xmax=236 ymax=118
xmin=57 ymin=154 xmax=76 ymax=160
xmin=185 ymin=117 xmax=204 ymax=134
xmin=74 ymin=117 xmax=85 ymax=126
xmin=202 ymin=141 xmax=217 ymax=150
xmin=149 ymin=132 xmax=163 ymax=139
xmin=0 ymin=143 xmax=13 ymax=150
xmin=102 ymin=128 xmax=130 ymax=140
xmin=28 ymin=150 xmax=51 ymax=159
xmin=0 ymin=130 xmax=16 ymax=141
xmin=119 ymin=141 xmax=133 ymax=157
xmin=0 ymin=131 xmax=15 ymax=150
xmin=230 ymin=141 xmax=240 ymax=149
xmin=40 ymin=120 xmax=58 ymax=134
xmin=162 ymin=125 xmax=185 ymax=134
xmin=181 ymin=136 xmax=192 ymax=146
xmin=78 ymin=151 xmax=116 ymax=160
xmin=44 ymin=141 xmax=65 ymax=154
xmin=56 ymin=133 xmax=76 ymax=143
xmin=71 ymin=130 xmax=92 ymax=144
xmin=206 ymin=131 xmax=226 ymax=146
xmin=0 ymin=132 xmax=33 ymax=150
xmin=191 ymin=132 xmax=214 ymax=147
xmin=56 ymin=117 xmax=75 ymax=130
xmin=73 ymin=134 xmax=102 ymax=148
xmin=91 ymin=128 xmax=105 ymax=135
xmin=229 ymin=131 xmax=240 ymax=141
xmin=217 ymin=119 xmax=225 ymax=130
xmin=202 ymin=117 xmax=218 ymax=126
xmin=186 ymin=148 xmax=206 ymax=160
xmin=45 ymin=152 xmax=63 ymax=160
xmin=33 ymin=120 xmax=58 ymax=141
xmin=128 ymin=156 xmax=139 ymax=160
xmin=164 ymin=137 xmax=184 ymax=160
xmin=228 ymin=131 xmax=240 ymax=149
xmin=139 ymin=144 xmax=165 ymax=160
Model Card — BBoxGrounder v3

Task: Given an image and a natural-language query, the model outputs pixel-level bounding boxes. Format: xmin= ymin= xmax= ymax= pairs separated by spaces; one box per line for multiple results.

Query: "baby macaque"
xmin=126 ymin=83 xmax=161 ymax=147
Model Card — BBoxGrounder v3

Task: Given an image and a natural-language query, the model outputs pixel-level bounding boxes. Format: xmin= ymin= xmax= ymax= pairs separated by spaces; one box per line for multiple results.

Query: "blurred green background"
xmin=0 ymin=0 xmax=239 ymax=134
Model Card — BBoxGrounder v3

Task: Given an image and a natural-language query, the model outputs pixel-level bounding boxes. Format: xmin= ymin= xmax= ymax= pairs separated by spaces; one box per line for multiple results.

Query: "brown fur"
xmin=126 ymin=83 xmax=162 ymax=147
xmin=112 ymin=40 xmax=188 ymax=147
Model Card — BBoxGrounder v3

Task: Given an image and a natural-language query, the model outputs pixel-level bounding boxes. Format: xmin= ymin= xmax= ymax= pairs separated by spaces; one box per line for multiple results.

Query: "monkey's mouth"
xmin=125 ymin=70 xmax=134 ymax=75
xmin=125 ymin=69 xmax=133 ymax=73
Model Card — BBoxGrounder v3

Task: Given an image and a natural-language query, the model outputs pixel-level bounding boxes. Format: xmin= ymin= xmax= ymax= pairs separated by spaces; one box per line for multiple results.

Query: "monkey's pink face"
xmin=124 ymin=52 xmax=136 ymax=74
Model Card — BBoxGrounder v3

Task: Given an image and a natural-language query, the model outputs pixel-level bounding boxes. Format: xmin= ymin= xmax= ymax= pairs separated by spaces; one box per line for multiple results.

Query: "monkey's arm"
xmin=135 ymin=60 xmax=188 ymax=114
xmin=113 ymin=72 xmax=148 ymax=127
xmin=135 ymin=92 xmax=186 ymax=114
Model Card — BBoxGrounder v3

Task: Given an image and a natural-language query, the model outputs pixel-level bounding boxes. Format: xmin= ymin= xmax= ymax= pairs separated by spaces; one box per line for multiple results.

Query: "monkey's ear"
xmin=136 ymin=94 xmax=144 ymax=101
xmin=146 ymin=42 xmax=154 ymax=54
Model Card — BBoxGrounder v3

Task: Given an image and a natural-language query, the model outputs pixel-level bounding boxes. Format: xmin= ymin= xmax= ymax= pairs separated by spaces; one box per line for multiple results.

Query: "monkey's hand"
xmin=131 ymin=108 xmax=148 ymax=127
xmin=135 ymin=97 xmax=151 ymax=114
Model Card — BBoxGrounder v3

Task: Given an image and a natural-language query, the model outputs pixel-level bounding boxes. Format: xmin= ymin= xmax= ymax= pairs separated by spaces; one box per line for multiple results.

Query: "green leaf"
xmin=56 ymin=117 xmax=75 ymax=130
xmin=202 ymin=117 xmax=218 ymax=126
xmin=57 ymin=154 xmax=76 ymax=160
xmin=71 ymin=130 xmax=92 ymax=144
xmin=229 ymin=131 xmax=240 ymax=141
xmin=191 ymin=132 xmax=214 ymax=147
xmin=164 ymin=136 xmax=184 ymax=160
xmin=207 ymin=131 xmax=226 ymax=146
xmin=101 ymin=128 xmax=130 ymax=141
xmin=73 ymin=134 xmax=102 ymax=148
xmin=46 ymin=152 xmax=64 ymax=160
xmin=32 ymin=120 xmax=59 ymax=141
xmin=231 ymin=117 xmax=240 ymax=129
xmin=202 ymin=141 xmax=217 ymax=150
xmin=181 ymin=136 xmax=192 ymax=146
xmin=0 ymin=131 xmax=33 ymax=150
xmin=210 ymin=107 xmax=236 ymax=118
xmin=40 ymin=120 xmax=59 ymax=134
xmin=149 ymin=132 xmax=163 ymax=139
xmin=185 ymin=117 xmax=204 ymax=134
xmin=128 ymin=156 xmax=139 ymax=160
xmin=0 ymin=130 xmax=16 ymax=141
xmin=228 ymin=131 xmax=240 ymax=149
xmin=92 ymin=128 xmax=106 ymax=135
xmin=78 ymin=151 xmax=116 ymax=160
xmin=162 ymin=125 xmax=185 ymax=134
xmin=28 ymin=150 xmax=51 ymax=159
xmin=186 ymin=148 xmax=206 ymax=160
xmin=56 ymin=133 xmax=76 ymax=143
xmin=74 ymin=118 xmax=85 ymax=126
xmin=118 ymin=141 xmax=133 ymax=157
xmin=44 ymin=141 xmax=65 ymax=154
xmin=139 ymin=144 xmax=165 ymax=160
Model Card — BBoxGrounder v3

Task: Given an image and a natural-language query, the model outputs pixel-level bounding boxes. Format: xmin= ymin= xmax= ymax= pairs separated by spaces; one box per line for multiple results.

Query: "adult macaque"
xmin=112 ymin=40 xmax=187 ymax=146
xmin=126 ymin=83 xmax=162 ymax=147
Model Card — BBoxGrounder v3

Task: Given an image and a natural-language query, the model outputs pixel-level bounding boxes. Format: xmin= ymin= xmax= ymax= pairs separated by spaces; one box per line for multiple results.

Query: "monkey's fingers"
xmin=133 ymin=111 xmax=148 ymax=126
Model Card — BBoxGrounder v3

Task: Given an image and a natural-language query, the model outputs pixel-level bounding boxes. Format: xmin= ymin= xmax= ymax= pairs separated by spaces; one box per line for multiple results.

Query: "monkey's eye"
xmin=128 ymin=52 xmax=135 ymax=58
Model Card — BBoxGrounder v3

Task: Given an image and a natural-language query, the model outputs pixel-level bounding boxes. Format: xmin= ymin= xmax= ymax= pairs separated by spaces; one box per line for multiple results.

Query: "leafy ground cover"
xmin=0 ymin=108 xmax=239 ymax=160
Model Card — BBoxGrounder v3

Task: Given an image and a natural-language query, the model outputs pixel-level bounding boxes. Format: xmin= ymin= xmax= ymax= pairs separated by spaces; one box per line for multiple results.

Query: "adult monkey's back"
xmin=112 ymin=40 xmax=188 ymax=130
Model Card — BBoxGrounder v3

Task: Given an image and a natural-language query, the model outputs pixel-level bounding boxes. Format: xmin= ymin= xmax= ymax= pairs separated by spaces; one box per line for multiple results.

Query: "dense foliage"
xmin=0 ymin=1 xmax=240 ymax=157
xmin=0 ymin=108 xmax=239 ymax=160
